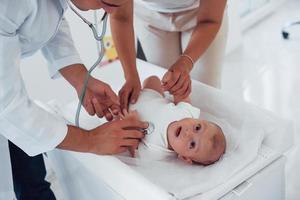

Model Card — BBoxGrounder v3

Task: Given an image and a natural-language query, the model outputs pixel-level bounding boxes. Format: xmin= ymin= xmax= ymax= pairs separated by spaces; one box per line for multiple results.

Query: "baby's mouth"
xmin=175 ymin=126 xmax=182 ymax=137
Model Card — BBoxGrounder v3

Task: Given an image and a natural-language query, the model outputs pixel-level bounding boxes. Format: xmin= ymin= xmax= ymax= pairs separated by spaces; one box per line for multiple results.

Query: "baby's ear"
xmin=178 ymin=155 xmax=193 ymax=165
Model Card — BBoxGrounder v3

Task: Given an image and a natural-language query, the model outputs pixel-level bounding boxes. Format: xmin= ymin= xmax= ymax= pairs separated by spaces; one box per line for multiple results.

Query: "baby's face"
xmin=167 ymin=118 xmax=226 ymax=165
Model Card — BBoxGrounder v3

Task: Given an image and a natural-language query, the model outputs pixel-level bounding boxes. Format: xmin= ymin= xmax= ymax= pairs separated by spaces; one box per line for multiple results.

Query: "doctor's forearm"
xmin=57 ymin=125 xmax=91 ymax=153
xmin=59 ymin=64 xmax=88 ymax=89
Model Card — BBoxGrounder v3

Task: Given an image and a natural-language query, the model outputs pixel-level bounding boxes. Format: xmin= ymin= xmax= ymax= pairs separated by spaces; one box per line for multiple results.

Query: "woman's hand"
xmin=118 ymin=75 xmax=142 ymax=112
xmin=75 ymin=77 xmax=120 ymax=121
xmin=162 ymin=56 xmax=193 ymax=101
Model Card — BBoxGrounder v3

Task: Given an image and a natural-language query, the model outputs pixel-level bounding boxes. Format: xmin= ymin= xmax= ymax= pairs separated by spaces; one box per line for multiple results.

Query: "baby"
xmin=124 ymin=76 xmax=226 ymax=165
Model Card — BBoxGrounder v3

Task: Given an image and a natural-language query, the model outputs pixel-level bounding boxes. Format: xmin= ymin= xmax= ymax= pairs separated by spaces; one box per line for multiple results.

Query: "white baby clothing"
xmin=130 ymin=89 xmax=200 ymax=161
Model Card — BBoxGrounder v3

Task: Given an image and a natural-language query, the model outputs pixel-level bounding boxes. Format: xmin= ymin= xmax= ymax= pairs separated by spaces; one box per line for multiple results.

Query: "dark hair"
xmin=193 ymin=132 xmax=226 ymax=166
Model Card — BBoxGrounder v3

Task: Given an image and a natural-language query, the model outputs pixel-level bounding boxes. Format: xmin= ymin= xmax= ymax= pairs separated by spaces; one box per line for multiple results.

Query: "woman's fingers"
xmin=162 ymin=71 xmax=180 ymax=91
xmin=130 ymin=87 xmax=140 ymax=104
xmin=184 ymin=79 xmax=192 ymax=97
xmin=119 ymin=87 xmax=130 ymax=112
xmin=173 ymin=78 xmax=190 ymax=96
xmin=169 ymin=73 xmax=189 ymax=94
xmin=175 ymin=81 xmax=191 ymax=100
xmin=161 ymin=71 xmax=172 ymax=85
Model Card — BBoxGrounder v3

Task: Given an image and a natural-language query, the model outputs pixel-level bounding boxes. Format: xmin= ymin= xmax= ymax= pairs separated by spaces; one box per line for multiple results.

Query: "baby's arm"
xmin=143 ymin=76 xmax=164 ymax=96
xmin=143 ymin=76 xmax=192 ymax=104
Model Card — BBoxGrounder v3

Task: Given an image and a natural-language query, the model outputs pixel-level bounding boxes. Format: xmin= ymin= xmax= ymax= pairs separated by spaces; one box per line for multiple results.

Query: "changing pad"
xmin=46 ymin=60 xmax=294 ymax=200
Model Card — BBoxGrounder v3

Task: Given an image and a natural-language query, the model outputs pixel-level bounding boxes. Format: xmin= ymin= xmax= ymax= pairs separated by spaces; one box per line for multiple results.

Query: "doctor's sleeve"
xmin=0 ymin=31 xmax=68 ymax=157
xmin=41 ymin=17 xmax=82 ymax=79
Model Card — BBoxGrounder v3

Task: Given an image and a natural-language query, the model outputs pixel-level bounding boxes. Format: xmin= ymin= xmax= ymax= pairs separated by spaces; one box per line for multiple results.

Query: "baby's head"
xmin=167 ymin=118 xmax=226 ymax=165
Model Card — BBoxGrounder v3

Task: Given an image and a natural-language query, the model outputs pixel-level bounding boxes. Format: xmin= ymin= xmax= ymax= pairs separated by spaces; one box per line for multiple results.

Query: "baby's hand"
xmin=119 ymin=109 xmax=141 ymax=121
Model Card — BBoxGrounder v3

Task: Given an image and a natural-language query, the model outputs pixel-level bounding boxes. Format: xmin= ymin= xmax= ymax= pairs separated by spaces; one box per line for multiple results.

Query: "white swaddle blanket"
xmin=43 ymin=60 xmax=293 ymax=199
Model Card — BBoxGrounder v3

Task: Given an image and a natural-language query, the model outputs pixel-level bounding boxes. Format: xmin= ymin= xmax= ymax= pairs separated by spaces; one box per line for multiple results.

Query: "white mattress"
xmin=46 ymin=60 xmax=294 ymax=200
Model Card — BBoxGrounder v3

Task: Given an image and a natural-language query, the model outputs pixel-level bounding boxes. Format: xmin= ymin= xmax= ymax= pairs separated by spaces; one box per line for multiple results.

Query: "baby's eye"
xmin=189 ymin=141 xmax=196 ymax=149
xmin=195 ymin=124 xmax=201 ymax=131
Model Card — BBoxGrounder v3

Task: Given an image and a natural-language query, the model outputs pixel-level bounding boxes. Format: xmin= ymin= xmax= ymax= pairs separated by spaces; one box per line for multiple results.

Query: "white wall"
xmin=226 ymin=0 xmax=244 ymax=54
xmin=21 ymin=1 xmax=284 ymax=103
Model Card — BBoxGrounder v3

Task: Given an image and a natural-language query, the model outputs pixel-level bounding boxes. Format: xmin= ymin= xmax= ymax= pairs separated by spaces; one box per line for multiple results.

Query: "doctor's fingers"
xmin=104 ymin=109 xmax=114 ymax=121
xmin=118 ymin=118 xmax=148 ymax=130
xmin=104 ymin=85 xmax=119 ymax=103
xmin=128 ymin=147 xmax=136 ymax=157
xmin=84 ymin=98 xmax=96 ymax=116
xmin=121 ymin=138 xmax=141 ymax=148
xmin=121 ymin=129 xmax=145 ymax=140
xmin=121 ymin=140 xmax=140 ymax=157
xmin=92 ymin=98 xmax=105 ymax=118
xmin=110 ymin=103 xmax=121 ymax=115
xmin=115 ymin=147 xmax=129 ymax=154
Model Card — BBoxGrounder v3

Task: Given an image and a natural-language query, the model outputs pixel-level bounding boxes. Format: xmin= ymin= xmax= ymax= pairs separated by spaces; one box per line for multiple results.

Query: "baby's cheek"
xmin=173 ymin=141 xmax=186 ymax=154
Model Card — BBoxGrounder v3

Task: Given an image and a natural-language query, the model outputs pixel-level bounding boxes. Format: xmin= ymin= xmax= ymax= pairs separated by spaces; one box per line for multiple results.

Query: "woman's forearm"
xmin=181 ymin=0 xmax=227 ymax=67
xmin=183 ymin=21 xmax=221 ymax=63
xmin=110 ymin=0 xmax=138 ymax=80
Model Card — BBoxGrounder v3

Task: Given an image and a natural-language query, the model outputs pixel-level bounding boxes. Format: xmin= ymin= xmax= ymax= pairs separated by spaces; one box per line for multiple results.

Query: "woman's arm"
xmin=162 ymin=0 xmax=227 ymax=100
xmin=182 ymin=0 xmax=227 ymax=62
xmin=110 ymin=0 xmax=141 ymax=111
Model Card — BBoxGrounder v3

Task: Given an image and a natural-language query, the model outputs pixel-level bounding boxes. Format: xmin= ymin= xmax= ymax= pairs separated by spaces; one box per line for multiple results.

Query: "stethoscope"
xmin=67 ymin=1 xmax=155 ymax=135
xmin=66 ymin=1 xmax=108 ymax=127
xmin=139 ymin=122 xmax=155 ymax=135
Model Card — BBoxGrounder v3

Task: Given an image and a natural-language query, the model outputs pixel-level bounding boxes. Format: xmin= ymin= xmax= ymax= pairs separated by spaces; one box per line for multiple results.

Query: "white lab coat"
xmin=0 ymin=0 xmax=82 ymax=198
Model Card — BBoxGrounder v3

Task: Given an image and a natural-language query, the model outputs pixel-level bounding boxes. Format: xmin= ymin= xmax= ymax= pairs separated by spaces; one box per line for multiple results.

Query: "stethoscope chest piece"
xmin=144 ymin=122 xmax=155 ymax=135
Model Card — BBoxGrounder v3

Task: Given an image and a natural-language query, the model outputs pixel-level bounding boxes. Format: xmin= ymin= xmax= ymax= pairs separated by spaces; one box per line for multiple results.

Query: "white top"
xmin=0 ymin=0 xmax=80 ymax=156
xmin=135 ymin=0 xmax=200 ymax=13
xmin=0 ymin=0 xmax=80 ymax=197
xmin=130 ymin=89 xmax=200 ymax=161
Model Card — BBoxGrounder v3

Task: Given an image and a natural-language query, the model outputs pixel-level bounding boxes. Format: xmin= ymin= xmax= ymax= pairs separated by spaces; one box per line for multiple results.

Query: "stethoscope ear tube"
xmin=67 ymin=0 xmax=109 ymax=127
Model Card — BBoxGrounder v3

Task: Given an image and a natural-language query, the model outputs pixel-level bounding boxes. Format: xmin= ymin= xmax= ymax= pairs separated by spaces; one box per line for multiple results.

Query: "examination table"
xmin=46 ymin=60 xmax=294 ymax=200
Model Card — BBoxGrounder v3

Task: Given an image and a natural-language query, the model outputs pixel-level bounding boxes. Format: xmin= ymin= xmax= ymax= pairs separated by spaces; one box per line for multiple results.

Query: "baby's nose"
xmin=183 ymin=129 xmax=193 ymax=137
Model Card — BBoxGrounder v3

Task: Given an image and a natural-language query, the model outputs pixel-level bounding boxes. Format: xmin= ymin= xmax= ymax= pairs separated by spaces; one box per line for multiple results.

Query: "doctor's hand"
xmin=162 ymin=57 xmax=193 ymax=101
xmin=118 ymin=76 xmax=142 ymax=112
xmin=75 ymin=77 xmax=120 ymax=121
xmin=88 ymin=118 xmax=148 ymax=155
